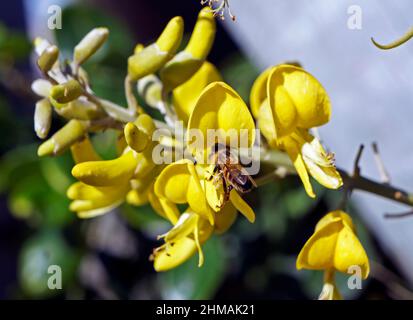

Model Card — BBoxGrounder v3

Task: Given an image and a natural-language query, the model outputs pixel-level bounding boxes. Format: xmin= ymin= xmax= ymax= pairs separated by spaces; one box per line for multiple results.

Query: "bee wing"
xmin=237 ymin=166 xmax=257 ymax=188
xmin=229 ymin=169 xmax=249 ymax=186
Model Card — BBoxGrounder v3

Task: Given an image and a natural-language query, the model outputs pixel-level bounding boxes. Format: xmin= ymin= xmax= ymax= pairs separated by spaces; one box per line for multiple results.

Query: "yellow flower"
xmin=296 ymin=210 xmax=370 ymax=279
xmin=250 ymin=64 xmax=342 ymax=197
xmin=156 ymin=81 xmax=256 ymax=225
xmin=151 ymin=82 xmax=256 ymax=270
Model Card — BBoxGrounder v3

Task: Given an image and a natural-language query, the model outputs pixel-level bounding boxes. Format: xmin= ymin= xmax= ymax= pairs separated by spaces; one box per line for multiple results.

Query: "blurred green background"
xmin=0 ymin=0 xmax=409 ymax=300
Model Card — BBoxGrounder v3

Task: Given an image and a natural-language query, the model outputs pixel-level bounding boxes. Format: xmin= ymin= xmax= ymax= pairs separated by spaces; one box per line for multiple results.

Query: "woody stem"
xmin=262 ymin=148 xmax=413 ymax=208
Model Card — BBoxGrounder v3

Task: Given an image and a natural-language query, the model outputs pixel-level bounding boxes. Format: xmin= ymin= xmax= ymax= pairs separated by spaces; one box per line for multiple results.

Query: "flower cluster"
xmin=30 ymin=6 xmax=371 ymax=299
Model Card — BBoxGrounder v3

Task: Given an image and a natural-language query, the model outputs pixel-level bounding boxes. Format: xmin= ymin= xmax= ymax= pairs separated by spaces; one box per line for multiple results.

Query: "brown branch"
xmin=338 ymin=169 xmax=413 ymax=207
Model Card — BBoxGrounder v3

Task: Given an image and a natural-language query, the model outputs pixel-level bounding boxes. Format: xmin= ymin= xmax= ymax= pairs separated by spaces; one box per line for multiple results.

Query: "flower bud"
xmin=134 ymin=113 xmax=156 ymax=136
xmin=73 ymin=27 xmax=109 ymax=65
xmin=34 ymin=98 xmax=52 ymax=139
xmin=128 ymin=17 xmax=184 ymax=81
xmin=124 ymin=122 xmax=150 ymax=153
xmin=52 ymin=97 xmax=104 ymax=120
xmin=33 ymin=37 xmax=51 ymax=56
xmin=160 ymin=8 xmax=216 ymax=92
xmin=37 ymin=119 xmax=86 ymax=157
xmin=31 ymin=79 xmax=52 ymax=97
xmin=71 ymin=151 xmax=137 ymax=186
xmin=50 ymin=79 xmax=83 ymax=104
xmin=37 ymin=45 xmax=59 ymax=72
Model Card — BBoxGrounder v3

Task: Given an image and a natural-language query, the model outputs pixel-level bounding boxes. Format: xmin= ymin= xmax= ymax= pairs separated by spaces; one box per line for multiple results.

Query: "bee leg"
xmin=222 ymin=177 xmax=231 ymax=202
xmin=225 ymin=184 xmax=233 ymax=202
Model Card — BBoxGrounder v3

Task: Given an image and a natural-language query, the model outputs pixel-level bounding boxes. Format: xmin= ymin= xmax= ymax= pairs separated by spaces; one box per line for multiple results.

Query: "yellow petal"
xmin=187 ymin=82 xmax=255 ymax=159
xmin=159 ymin=198 xmax=180 ymax=225
xmin=282 ymin=136 xmax=315 ymax=198
xmin=229 ymin=189 xmax=255 ymax=223
xmin=258 ymin=98 xmax=278 ymax=148
xmin=134 ymin=113 xmax=156 ymax=136
xmin=163 ymin=212 xmax=198 ymax=242
xmin=194 ymin=219 xmax=204 ymax=267
xmin=154 ymin=160 xmax=192 ymax=203
xmin=267 ymin=72 xmax=298 ymax=138
xmin=335 ymin=224 xmax=370 ymax=279
xmin=185 ymin=8 xmax=216 ymax=60
xmin=268 ymin=64 xmax=331 ymax=130
xmin=205 ymin=173 xmax=226 ymax=212
xmin=124 ymin=122 xmax=150 ymax=153
xmin=250 ymin=67 xmax=272 ymax=118
xmin=186 ymin=163 xmax=215 ymax=225
xmin=296 ymin=220 xmax=340 ymax=270
xmin=126 ymin=189 xmax=149 ymax=206
xmin=214 ymin=202 xmax=237 ymax=234
xmin=72 ymin=151 xmax=137 ymax=186
xmin=153 ymin=237 xmax=197 ymax=272
xmin=68 ymin=182 xmax=128 ymax=218
xmin=187 ymin=176 xmax=215 ymax=225
xmin=172 ymin=61 xmax=221 ymax=124
xmin=133 ymin=145 xmax=157 ymax=179
xmin=74 ymin=200 xmax=124 ymax=219
xmin=148 ymin=188 xmax=168 ymax=220
xmin=128 ymin=17 xmax=184 ymax=81
xmin=70 ymin=137 xmax=101 ymax=164
xmin=315 ymin=210 xmax=354 ymax=232
xmin=67 ymin=181 xmax=120 ymax=201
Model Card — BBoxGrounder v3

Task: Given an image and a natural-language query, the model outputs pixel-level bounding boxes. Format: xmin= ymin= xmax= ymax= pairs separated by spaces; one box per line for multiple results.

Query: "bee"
xmin=207 ymin=143 xmax=256 ymax=206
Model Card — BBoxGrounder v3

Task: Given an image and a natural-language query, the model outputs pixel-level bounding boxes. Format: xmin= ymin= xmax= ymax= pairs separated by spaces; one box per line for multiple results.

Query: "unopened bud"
xmin=31 ymin=79 xmax=52 ymax=97
xmin=37 ymin=45 xmax=59 ymax=72
xmin=37 ymin=119 xmax=86 ymax=157
xmin=74 ymin=27 xmax=109 ymax=65
xmin=34 ymin=99 xmax=52 ymax=139
xmin=33 ymin=37 xmax=51 ymax=56
xmin=50 ymin=79 xmax=83 ymax=104
xmin=160 ymin=8 xmax=215 ymax=92
xmin=128 ymin=17 xmax=183 ymax=81
xmin=124 ymin=122 xmax=150 ymax=153
xmin=134 ymin=113 xmax=156 ymax=136
xmin=53 ymin=98 xmax=104 ymax=120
